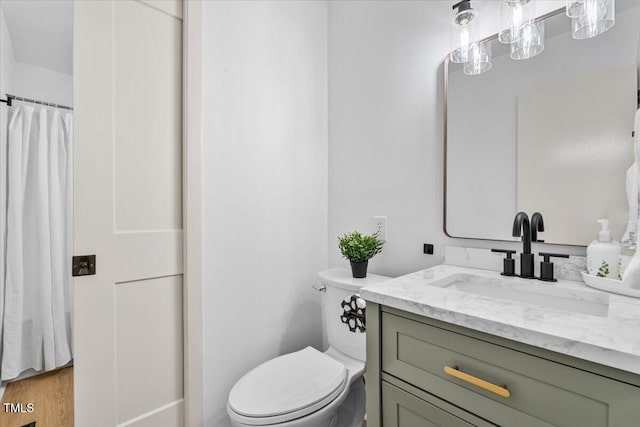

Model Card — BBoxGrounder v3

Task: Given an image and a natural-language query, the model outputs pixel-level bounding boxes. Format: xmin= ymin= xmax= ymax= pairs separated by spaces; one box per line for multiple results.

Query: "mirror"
xmin=445 ymin=1 xmax=640 ymax=246
xmin=0 ymin=0 xmax=74 ymax=417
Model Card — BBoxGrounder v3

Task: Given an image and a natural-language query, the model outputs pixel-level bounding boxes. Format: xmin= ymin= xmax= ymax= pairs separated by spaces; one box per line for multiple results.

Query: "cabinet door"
xmin=382 ymin=382 xmax=482 ymax=427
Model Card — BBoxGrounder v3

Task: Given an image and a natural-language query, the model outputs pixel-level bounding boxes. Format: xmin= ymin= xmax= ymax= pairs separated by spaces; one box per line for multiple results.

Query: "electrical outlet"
xmin=374 ymin=216 xmax=387 ymax=241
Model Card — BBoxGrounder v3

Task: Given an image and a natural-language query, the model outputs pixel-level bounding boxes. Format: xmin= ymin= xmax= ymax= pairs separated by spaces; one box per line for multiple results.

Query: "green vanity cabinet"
xmin=366 ymin=303 xmax=640 ymax=427
xmin=382 ymin=381 xmax=497 ymax=427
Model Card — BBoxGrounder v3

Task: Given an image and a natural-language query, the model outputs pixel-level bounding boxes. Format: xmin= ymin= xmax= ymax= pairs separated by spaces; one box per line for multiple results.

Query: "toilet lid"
xmin=228 ymin=347 xmax=348 ymax=421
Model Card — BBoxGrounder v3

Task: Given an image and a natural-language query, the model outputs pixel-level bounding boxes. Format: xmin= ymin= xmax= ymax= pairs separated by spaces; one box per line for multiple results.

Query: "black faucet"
xmin=531 ymin=212 xmax=545 ymax=243
xmin=512 ymin=212 xmax=535 ymax=279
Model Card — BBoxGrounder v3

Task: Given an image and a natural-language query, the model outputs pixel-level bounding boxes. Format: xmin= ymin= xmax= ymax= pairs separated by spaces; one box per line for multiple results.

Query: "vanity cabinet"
xmin=366 ymin=304 xmax=640 ymax=427
xmin=381 ymin=381 xmax=497 ymax=427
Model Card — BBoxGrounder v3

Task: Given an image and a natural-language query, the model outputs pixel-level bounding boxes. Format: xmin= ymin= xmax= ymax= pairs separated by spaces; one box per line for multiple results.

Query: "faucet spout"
xmin=512 ymin=212 xmax=531 ymax=254
xmin=512 ymin=212 xmax=535 ymax=279
xmin=531 ymin=212 xmax=545 ymax=243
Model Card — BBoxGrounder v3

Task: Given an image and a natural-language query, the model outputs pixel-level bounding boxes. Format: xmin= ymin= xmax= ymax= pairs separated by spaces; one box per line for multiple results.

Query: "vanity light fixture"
xmin=566 ymin=0 xmax=587 ymax=17
xmin=499 ymin=0 xmax=535 ymax=44
xmin=499 ymin=0 xmax=545 ymax=60
xmin=451 ymin=0 xmax=492 ymax=75
xmin=450 ymin=0 xmax=479 ymax=64
xmin=510 ymin=19 xmax=545 ymax=60
xmin=452 ymin=0 xmax=616 ymax=76
xmin=464 ymin=41 xmax=493 ymax=75
xmin=569 ymin=0 xmax=615 ymax=40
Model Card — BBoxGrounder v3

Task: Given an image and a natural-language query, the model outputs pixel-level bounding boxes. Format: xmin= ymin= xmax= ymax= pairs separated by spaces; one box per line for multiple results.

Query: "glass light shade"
xmin=463 ymin=42 xmax=492 ymax=76
xmin=510 ymin=20 xmax=545 ymax=60
xmin=566 ymin=0 xmax=586 ymax=18
xmin=571 ymin=0 xmax=615 ymax=39
xmin=566 ymin=0 xmax=613 ymax=18
xmin=450 ymin=8 xmax=478 ymax=63
xmin=499 ymin=0 xmax=535 ymax=44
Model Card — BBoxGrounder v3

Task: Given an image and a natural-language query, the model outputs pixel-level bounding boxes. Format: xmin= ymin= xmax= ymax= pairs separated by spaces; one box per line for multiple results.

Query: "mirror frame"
xmin=443 ymin=6 xmax=586 ymax=247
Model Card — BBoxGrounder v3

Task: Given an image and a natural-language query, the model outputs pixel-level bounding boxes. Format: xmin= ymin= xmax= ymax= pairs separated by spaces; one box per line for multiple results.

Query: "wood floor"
xmin=0 ymin=367 xmax=73 ymax=427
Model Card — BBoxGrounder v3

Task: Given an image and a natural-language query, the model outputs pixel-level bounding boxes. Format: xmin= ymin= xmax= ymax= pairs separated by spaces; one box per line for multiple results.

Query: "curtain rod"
xmin=0 ymin=94 xmax=73 ymax=111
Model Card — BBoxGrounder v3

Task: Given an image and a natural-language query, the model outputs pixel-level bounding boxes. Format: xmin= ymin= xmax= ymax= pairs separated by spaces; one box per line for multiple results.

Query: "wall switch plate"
xmin=373 ymin=216 xmax=387 ymax=241
xmin=423 ymin=244 xmax=434 ymax=255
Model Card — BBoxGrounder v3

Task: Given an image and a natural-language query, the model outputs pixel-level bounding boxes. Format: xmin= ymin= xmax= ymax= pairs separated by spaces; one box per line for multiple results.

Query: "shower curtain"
xmin=0 ymin=104 xmax=73 ymax=381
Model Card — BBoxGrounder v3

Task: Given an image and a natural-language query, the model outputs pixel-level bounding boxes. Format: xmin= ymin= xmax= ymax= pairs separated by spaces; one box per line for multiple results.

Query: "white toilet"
xmin=227 ymin=268 xmax=389 ymax=427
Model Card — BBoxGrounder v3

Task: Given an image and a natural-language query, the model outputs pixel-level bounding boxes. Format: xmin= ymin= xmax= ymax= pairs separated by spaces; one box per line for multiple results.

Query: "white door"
xmin=73 ymin=1 xmax=184 ymax=426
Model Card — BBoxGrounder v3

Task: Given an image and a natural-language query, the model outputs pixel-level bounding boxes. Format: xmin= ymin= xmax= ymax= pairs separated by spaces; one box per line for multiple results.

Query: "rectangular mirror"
xmin=445 ymin=1 xmax=640 ymax=246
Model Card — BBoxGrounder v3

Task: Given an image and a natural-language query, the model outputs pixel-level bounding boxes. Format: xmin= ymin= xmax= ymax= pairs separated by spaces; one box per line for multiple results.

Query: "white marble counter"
xmin=361 ymin=264 xmax=640 ymax=375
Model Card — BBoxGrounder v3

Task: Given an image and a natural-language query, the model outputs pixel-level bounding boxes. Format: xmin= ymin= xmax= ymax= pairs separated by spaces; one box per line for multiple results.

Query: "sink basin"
xmin=432 ymin=273 xmax=610 ymax=317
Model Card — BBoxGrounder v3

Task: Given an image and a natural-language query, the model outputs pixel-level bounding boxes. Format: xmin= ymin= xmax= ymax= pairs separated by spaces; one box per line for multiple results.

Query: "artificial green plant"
xmin=338 ymin=231 xmax=384 ymax=263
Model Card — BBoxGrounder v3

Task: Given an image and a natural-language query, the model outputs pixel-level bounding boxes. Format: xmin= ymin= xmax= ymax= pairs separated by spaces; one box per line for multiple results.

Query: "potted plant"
xmin=338 ymin=231 xmax=384 ymax=278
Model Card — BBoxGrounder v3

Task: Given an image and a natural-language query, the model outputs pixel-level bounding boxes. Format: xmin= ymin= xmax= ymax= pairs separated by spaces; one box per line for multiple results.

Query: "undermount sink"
xmin=432 ymin=273 xmax=610 ymax=317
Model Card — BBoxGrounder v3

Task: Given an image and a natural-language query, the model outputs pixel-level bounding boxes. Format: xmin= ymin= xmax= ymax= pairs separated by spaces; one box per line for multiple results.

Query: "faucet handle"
xmin=539 ymin=252 xmax=569 ymax=262
xmin=538 ymin=252 xmax=570 ymax=282
xmin=491 ymin=249 xmax=516 ymax=277
xmin=491 ymin=249 xmax=516 ymax=257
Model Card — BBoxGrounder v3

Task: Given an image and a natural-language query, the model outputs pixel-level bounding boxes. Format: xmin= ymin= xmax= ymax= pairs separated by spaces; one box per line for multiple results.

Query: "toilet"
xmin=227 ymin=268 xmax=389 ymax=427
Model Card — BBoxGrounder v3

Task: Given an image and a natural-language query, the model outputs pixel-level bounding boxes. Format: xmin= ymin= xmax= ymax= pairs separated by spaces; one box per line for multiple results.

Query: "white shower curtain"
xmin=0 ymin=104 xmax=73 ymax=381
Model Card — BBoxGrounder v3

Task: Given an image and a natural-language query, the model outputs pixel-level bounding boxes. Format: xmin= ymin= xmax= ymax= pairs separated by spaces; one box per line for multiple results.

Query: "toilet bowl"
xmin=227 ymin=347 xmax=364 ymax=427
xmin=227 ymin=269 xmax=390 ymax=427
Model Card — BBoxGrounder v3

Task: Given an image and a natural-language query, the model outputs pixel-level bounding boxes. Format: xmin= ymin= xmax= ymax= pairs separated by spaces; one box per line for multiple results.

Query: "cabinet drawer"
xmin=382 ymin=381 xmax=494 ymax=427
xmin=382 ymin=312 xmax=640 ymax=427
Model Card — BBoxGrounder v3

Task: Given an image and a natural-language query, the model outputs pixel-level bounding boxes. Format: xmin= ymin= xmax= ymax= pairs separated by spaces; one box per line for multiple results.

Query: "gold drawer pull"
xmin=444 ymin=366 xmax=511 ymax=398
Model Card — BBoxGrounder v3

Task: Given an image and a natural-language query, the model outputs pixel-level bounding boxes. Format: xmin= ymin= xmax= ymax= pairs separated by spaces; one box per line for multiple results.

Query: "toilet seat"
xmin=228 ymin=347 xmax=348 ymax=425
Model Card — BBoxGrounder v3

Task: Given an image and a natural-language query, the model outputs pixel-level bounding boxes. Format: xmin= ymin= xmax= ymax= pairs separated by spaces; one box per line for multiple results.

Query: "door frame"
xmin=182 ymin=1 xmax=204 ymax=425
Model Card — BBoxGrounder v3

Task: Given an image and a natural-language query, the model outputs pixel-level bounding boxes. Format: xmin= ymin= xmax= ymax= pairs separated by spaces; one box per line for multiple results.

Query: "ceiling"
xmin=1 ymin=0 xmax=73 ymax=75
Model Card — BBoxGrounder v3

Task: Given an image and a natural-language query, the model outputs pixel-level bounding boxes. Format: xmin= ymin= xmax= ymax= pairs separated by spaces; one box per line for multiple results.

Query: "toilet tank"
xmin=317 ymin=269 xmax=390 ymax=362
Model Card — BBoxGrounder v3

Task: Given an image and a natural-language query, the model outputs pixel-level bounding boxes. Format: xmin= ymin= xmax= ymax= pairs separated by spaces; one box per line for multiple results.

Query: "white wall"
xmin=10 ymin=61 xmax=73 ymax=107
xmin=328 ymin=1 xmax=451 ymax=277
xmin=0 ymin=6 xmax=73 ymax=107
xmin=637 ymin=21 xmax=640 ymax=85
xmin=327 ymin=1 xmax=588 ymax=278
xmin=0 ymin=9 xmax=15 ymax=99
xmin=201 ymin=2 xmax=328 ymax=426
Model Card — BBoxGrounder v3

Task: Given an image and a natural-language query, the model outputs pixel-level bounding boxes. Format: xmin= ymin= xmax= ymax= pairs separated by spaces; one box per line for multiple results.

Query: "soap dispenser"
xmin=587 ymin=219 xmax=621 ymax=279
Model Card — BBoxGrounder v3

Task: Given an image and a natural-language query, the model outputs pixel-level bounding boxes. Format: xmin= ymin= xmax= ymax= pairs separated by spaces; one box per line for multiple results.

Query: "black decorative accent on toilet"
xmin=340 ymin=295 xmax=366 ymax=333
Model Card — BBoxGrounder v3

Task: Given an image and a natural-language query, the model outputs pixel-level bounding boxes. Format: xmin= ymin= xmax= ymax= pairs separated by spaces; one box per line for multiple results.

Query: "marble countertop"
xmin=360 ymin=264 xmax=640 ymax=375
